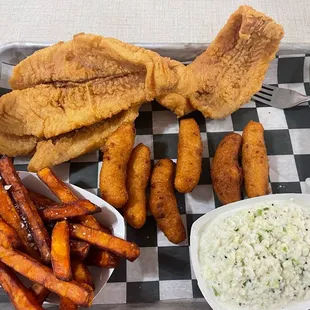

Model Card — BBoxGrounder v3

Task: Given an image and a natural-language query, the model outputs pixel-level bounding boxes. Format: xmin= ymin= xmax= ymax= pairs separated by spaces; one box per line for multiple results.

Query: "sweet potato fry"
xmin=37 ymin=167 xmax=117 ymax=265
xmin=78 ymin=215 xmax=111 ymax=234
xmin=124 ymin=143 xmax=151 ymax=229
xmin=0 ymin=261 xmax=43 ymax=310
xmin=72 ymin=260 xmax=94 ymax=289
xmin=59 ymin=261 xmax=94 ymax=310
xmin=149 ymin=159 xmax=186 ymax=244
xmin=211 ymin=133 xmax=243 ymax=204
xmin=60 ymin=297 xmax=78 ymax=310
xmin=30 ymin=283 xmax=50 ymax=305
xmin=40 ymin=200 xmax=101 ymax=221
xmin=70 ymin=240 xmax=90 ymax=261
xmin=0 ymin=180 xmax=38 ymax=257
xmin=69 ymin=223 xmax=140 ymax=262
xmin=242 ymin=121 xmax=270 ymax=198
xmin=0 ymin=245 xmax=94 ymax=307
xmin=175 ymin=118 xmax=203 ymax=193
xmin=0 ymin=219 xmax=21 ymax=249
xmin=86 ymin=247 xmax=119 ymax=268
xmin=51 ymin=220 xmax=72 ymax=281
xmin=37 ymin=167 xmax=110 ymax=233
xmin=0 ymin=157 xmax=51 ymax=263
xmin=100 ymin=123 xmax=136 ymax=208
xmin=37 ymin=167 xmax=78 ymax=202
xmin=29 ymin=190 xmax=56 ymax=209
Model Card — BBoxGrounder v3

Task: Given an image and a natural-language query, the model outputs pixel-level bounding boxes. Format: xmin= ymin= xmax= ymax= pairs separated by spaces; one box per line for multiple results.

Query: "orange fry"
xmin=86 ymin=247 xmax=119 ymax=268
xmin=0 ymin=180 xmax=38 ymax=257
xmin=0 ymin=157 xmax=51 ymax=263
xmin=0 ymin=245 xmax=93 ymax=307
xmin=72 ymin=260 xmax=94 ymax=289
xmin=69 ymin=223 xmax=140 ymax=262
xmin=70 ymin=240 xmax=90 ymax=261
xmin=0 ymin=218 xmax=21 ymax=249
xmin=37 ymin=167 xmax=78 ymax=202
xmin=30 ymin=283 xmax=50 ymax=305
xmin=60 ymin=297 xmax=78 ymax=310
xmin=0 ymin=261 xmax=43 ymax=310
xmin=51 ymin=220 xmax=72 ymax=281
xmin=29 ymin=190 xmax=56 ymax=209
xmin=40 ymin=200 xmax=101 ymax=221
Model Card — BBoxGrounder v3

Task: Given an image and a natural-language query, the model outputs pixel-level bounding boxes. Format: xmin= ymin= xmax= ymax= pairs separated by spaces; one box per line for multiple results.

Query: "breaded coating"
xmin=175 ymin=118 xmax=202 ymax=193
xmin=189 ymin=6 xmax=284 ymax=118
xmin=149 ymin=159 xmax=186 ymax=244
xmin=242 ymin=121 xmax=269 ymax=197
xmin=211 ymin=133 xmax=243 ymax=205
xmin=28 ymin=106 xmax=139 ymax=172
xmin=124 ymin=143 xmax=151 ymax=229
xmin=100 ymin=123 xmax=136 ymax=208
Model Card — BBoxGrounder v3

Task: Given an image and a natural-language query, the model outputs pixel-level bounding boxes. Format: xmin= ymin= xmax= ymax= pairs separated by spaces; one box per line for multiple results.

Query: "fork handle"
xmin=296 ymin=96 xmax=310 ymax=105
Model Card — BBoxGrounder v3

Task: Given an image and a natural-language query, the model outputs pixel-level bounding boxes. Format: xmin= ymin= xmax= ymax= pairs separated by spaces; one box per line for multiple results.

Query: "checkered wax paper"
xmin=1 ymin=53 xmax=310 ymax=305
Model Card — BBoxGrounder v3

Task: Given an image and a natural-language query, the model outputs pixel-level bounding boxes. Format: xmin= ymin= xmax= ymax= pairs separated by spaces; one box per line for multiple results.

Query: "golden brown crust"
xmin=28 ymin=106 xmax=139 ymax=172
xmin=211 ymin=133 xmax=243 ymax=205
xmin=0 ymin=246 xmax=94 ymax=307
xmin=100 ymin=123 xmax=136 ymax=208
xmin=242 ymin=121 xmax=269 ymax=198
xmin=175 ymin=118 xmax=202 ymax=193
xmin=0 ymin=157 xmax=51 ymax=263
xmin=189 ymin=5 xmax=284 ymax=118
xmin=51 ymin=220 xmax=72 ymax=281
xmin=69 ymin=223 xmax=140 ymax=262
xmin=0 ymin=261 xmax=43 ymax=310
xmin=124 ymin=143 xmax=151 ymax=229
xmin=149 ymin=159 xmax=186 ymax=244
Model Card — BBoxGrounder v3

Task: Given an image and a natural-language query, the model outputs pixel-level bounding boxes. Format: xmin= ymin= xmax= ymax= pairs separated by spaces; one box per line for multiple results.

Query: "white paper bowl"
xmin=190 ymin=194 xmax=310 ymax=310
xmin=19 ymin=171 xmax=125 ymax=305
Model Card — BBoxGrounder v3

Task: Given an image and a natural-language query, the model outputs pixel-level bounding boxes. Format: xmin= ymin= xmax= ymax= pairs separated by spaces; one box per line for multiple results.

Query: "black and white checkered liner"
xmin=1 ymin=54 xmax=310 ymax=305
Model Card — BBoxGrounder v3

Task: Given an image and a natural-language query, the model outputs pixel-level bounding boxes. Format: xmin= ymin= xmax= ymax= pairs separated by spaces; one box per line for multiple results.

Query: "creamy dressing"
xmin=199 ymin=200 xmax=310 ymax=309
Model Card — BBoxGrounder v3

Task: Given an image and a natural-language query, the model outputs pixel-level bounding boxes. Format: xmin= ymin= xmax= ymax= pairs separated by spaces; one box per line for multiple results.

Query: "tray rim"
xmin=0 ymin=41 xmax=309 ymax=64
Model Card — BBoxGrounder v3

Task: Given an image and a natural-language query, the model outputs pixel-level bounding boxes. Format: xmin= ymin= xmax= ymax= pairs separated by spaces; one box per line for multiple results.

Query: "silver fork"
xmin=252 ymin=84 xmax=310 ymax=109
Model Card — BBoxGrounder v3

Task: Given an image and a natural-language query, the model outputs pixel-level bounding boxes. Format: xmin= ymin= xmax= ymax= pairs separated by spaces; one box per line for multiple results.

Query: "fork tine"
xmin=260 ymin=86 xmax=274 ymax=95
xmin=262 ymin=83 xmax=277 ymax=90
xmin=252 ymin=95 xmax=271 ymax=105
xmin=254 ymin=92 xmax=272 ymax=101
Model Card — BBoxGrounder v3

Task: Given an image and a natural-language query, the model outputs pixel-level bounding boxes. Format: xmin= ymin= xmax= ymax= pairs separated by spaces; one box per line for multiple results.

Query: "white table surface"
xmin=0 ymin=0 xmax=309 ymax=46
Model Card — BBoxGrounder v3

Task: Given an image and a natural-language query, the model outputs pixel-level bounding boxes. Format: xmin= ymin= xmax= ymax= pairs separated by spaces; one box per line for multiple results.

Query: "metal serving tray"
xmin=0 ymin=41 xmax=310 ymax=310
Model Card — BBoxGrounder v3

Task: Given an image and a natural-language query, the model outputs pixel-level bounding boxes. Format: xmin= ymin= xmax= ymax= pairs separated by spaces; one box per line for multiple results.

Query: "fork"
xmin=252 ymin=84 xmax=310 ymax=109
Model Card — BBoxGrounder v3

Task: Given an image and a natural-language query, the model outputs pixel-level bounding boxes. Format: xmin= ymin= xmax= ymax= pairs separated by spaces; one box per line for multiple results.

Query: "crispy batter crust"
xmin=149 ymin=159 xmax=186 ymax=244
xmin=189 ymin=5 xmax=284 ymax=118
xmin=242 ymin=121 xmax=269 ymax=197
xmin=100 ymin=123 xmax=136 ymax=208
xmin=211 ymin=133 xmax=243 ymax=205
xmin=124 ymin=143 xmax=151 ymax=229
xmin=175 ymin=118 xmax=202 ymax=193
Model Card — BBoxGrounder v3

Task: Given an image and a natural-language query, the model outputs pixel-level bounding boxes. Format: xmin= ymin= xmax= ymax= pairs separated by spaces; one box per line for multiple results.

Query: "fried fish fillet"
xmin=28 ymin=106 xmax=139 ymax=172
xmin=157 ymin=5 xmax=284 ymax=118
xmin=2 ymin=34 xmax=194 ymax=139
